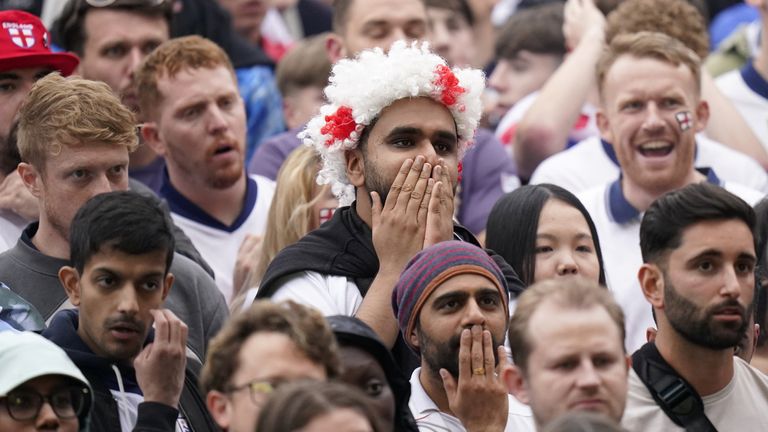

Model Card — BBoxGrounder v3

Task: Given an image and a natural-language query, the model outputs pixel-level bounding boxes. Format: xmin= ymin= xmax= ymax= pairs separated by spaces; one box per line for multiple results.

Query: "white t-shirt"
xmin=0 ymin=210 xmax=26 ymax=254
xmin=578 ymin=172 xmax=764 ymax=353
xmin=622 ymin=357 xmax=768 ymax=431
xmin=716 ymin=62 xmax=768 ymax=153
xmin=166 ymin=175 xmax=275 ymax=303
xmin=530 ymin=135 xmax=768 ymax=194
xmin=408 ymin=367 xmax=534 ymax=432
xmin=268 ymin=271 xmax=363 ymax=316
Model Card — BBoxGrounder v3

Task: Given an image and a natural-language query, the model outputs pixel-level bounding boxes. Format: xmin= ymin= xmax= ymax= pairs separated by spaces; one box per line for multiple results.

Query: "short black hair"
xmin=753 ymin=199 xmax=768 ymax=347
xmin=640 ymin=182 xmax=756 ymax=264
xmin=53 ymin=0 xmax=172 ymax=56
xmin=486 ymin=183 xmax=606 ymax=286
xmin=69 ymin=191 xmax=175 ymax=274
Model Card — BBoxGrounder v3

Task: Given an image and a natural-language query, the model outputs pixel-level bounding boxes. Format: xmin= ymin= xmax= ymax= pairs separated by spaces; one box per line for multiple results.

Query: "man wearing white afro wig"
xmin=301 ymin=40 xmax=485 ymax=206
xmin=257 ymin=41 xmax=524 ymax=377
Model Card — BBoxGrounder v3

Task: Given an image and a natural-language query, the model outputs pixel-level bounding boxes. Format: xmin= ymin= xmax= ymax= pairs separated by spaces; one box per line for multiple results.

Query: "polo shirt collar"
xmin=608 ymin=168 xmax=722 ymax=224
xmin=740 ymin=60 xmax=768 ymax=100
xmin=161 ymin=172 xmax=258 ymax=232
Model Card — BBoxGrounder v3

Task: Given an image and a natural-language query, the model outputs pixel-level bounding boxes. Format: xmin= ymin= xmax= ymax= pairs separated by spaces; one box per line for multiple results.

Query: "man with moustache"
xmin=392 ymin=241 xmax=533 ymax=431
xmin=255 ymin=42 xmax=524 ymax=374
xmin=137 ymin=36 xmax=275 ymax=303
xmin=624 ymin=182 xmax=768 ymax=430
xmin=44 ymin=191 xmax=217 ymax=431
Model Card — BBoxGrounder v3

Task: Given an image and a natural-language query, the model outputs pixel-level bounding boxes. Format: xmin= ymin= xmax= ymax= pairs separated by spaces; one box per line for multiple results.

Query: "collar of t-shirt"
xmin=740 ymin=59 xmax=768 ymax=100
xmin=160 ymin=171 xmax=259 ymax=232
xmin=608 ymin=167 xmax=722 ymax=224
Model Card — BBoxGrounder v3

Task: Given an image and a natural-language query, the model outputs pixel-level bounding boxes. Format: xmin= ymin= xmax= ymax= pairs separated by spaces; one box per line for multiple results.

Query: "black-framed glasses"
xmin=227 ymin=379 xmax=277 ymax=404
xmin=84 ymin=0 xmax=167 ymax=6
xmin=1 ymin=386 xmax=90 ymax=421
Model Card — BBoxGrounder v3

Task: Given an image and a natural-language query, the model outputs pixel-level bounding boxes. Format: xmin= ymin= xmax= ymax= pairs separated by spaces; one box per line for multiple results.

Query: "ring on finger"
xmin=472 ymin=367 xmax=485 ymax=376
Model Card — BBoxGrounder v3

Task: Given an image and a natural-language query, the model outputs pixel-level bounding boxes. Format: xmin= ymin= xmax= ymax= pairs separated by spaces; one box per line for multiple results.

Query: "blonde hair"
xmin=17 ymin=73 xmax=137 ymax=170
xmin=596 ymin=31 xmax=702 ymax=99
xmin=241 ymin=146 xmax=331 ymax=291
xmin=136 ymin=35 xmax=236 ymax=120
xmin=508 ymin=278 xmax=626 ymax=373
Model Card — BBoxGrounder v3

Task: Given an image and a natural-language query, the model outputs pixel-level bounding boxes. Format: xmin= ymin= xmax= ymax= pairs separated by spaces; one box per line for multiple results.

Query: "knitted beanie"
xmin=392 ymin=241 xmax=509 ymax=353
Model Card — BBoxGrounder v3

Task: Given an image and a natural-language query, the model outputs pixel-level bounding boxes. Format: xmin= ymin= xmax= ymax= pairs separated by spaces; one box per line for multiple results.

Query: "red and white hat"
xmin=0 ymin=10 xmax=79 ymax=75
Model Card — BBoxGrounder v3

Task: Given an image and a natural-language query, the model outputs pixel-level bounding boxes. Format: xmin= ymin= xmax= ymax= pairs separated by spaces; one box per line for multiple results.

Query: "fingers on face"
xmin=387 ymin=158 xmax=415 ymax=207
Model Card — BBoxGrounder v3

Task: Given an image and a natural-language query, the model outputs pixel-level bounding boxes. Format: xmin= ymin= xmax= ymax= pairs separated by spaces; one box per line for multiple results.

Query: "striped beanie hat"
xmin=392 ymin=241 xmax=509 ymax=353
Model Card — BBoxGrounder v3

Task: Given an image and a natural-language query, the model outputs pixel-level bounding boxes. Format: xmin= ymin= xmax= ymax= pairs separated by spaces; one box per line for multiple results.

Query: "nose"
xmin=556 ymin=251 xmax=579 ymax=277
xmin=388 ymin=27 xmax=409 ymax=48
xmin=126 ymin=48 xmax=144 ymax=79
xmin=431 ymin=22 xmax=450 ymax=50
xmin=89 ymin=173 xmax=116 ymax=198
xmin=575 ymin=360 xmax=600 ymax=390
xmin=720 ymin=265 xmax=744 ymax=299
xmin=117 ymin=286 xmax=139 ymax=315
xmin=641 ymin=102 xmax=665 ymax=133
xmin=461 ymin=298 xmax=487 ymax=327
xmin=35 ymin=400 xmax=61 ymax=428
xmin=207 ymin=105 xmax=229 ymax=135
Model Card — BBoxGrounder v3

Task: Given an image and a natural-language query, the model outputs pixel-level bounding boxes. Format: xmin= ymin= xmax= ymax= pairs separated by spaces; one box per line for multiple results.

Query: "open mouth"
xmin=638 ymin=142 xmax=673 ymax=157
xmin=214 ymin=145 xmax=234 ymax=155
xmin=109 ymin=320 xmax=141 ymax=340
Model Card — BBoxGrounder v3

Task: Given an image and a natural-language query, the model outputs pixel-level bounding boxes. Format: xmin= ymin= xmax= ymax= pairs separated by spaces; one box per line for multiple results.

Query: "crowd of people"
xmin=0 ymin=0 xmax=767 ymax=431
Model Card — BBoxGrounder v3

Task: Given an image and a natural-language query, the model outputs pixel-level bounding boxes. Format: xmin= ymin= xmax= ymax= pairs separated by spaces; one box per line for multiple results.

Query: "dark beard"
xmin=364 ymin=157 xmax=391 ymax=205
xmin=664 ymin=275 xmax=750 ymax=350
xmin=418 ymin=327 xmax=502 ymax=380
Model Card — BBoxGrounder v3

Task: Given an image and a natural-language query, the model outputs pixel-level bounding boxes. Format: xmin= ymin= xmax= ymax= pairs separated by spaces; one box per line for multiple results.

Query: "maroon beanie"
xmin=392 ymin=241 xmax=509 ymax=353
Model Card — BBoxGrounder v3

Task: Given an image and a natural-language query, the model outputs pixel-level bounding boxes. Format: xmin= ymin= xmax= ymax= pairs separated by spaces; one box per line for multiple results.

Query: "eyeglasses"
xmin=1 ymin=386 xmax=90 ymax=421
xmin=227 ymin=379 xmax=278 ymax=404
xmin=84 ymin=0 xmax=167 ymax=7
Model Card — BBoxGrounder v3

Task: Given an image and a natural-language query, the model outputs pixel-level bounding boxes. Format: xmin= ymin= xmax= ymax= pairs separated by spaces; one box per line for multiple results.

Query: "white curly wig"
xmin=299 ymin=41 xmax=485 ymax=206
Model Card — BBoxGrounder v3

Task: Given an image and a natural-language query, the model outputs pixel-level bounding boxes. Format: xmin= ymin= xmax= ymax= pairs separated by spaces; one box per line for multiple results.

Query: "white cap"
xmin=0 ymin=331 xmax=90 ymax=396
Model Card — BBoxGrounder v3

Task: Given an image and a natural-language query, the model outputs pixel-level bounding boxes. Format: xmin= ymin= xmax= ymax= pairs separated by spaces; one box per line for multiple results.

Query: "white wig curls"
xmin=300 ymin=41 xmax=485 ymax=206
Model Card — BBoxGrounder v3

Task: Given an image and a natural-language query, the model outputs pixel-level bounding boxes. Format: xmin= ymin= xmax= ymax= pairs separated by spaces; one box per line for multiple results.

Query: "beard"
xmin=418 ymin=326 xmax=503 ymax=379
xmin=664 ymin=275 xmax=750 ymax=350
xmin=364 ymin=157 xmax=393 ymax=205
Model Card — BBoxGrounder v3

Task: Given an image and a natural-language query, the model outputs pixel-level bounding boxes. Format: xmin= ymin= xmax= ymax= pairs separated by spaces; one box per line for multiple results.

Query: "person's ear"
xmin=408 ymin=328 xmax=421 ymax=351
xmin=140 ymin=122 xmax=167 ymax=156
xmin=638 ymin=263 xmax=664 ymax=308
xmin=206 ymin=390 xmax=232 ymax=430
xmin=501 ymin=364 xmax=530 ymax=404
xmin=161 ymin=272 xmax=174 ymax=301
xmin=345 ymin=149 xmax=365 ymax=187
xmin=59 ymin=266 xmax=82 ymax=306
xmin=17 ymin=162 xmax=43 ymax=198
xmin=694 ymin=99 xmax=709 ymax=133
xmin=325 ymin=33 xmax=346 ymax=63
xmin=596 ymin=110 xmax=614 ymax=144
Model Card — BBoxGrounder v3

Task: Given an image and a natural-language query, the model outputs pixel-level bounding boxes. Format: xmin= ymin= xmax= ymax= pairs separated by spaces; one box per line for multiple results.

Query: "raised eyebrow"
xmin=0 ymin=72 xmax=20 ymax=80
xmin=361 ymin=20 xmax=390 ymax=31
xmin=476 ymin=287 xmax=502 ymax=298
xmin=431 ymin=290 xmax=469 ymax=306
xmin=738 ymin=253 xmax=757 ymax=264
xmin=175 ymin=100 xmax=206 ymax=116
xmin=433 ymin=130 xmax=458 ymax=142
xmin=387 ymin=126 xmax=421 ymax=137
xmin=91 ymin=267 xmax=121 ymax=277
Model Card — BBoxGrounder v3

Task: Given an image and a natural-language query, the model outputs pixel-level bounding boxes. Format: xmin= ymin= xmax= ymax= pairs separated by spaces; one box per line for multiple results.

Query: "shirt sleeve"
xmin=267 ymin=271 xmax=363 ymax=316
